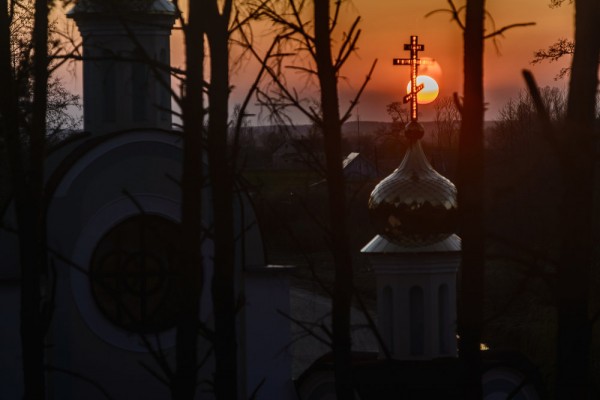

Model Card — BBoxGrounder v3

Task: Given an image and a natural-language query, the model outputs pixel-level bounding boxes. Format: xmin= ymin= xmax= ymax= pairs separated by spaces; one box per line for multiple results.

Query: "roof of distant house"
xmin=342 ymin=152 xmax=360 ymax=169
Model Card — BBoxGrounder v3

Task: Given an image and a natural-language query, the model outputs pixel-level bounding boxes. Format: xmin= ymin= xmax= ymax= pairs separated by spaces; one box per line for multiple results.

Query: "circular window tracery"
xmin=90 ymin=215 xmax=181 ymax=334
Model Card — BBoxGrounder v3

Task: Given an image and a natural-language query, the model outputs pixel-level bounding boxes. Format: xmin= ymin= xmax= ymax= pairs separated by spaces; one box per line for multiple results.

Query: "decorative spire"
xmin=368 ymin=36 xmax=457 ymax=247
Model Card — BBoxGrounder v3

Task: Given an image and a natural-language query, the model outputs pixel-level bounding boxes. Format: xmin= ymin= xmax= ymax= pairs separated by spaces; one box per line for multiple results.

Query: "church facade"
xmin=0 ymin=1 xmax=293 ymax=399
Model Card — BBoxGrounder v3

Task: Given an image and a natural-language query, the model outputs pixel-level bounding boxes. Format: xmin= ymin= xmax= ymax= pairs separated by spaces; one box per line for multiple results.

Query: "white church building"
xmin=1 ymin=1 xmax=292 ymax=398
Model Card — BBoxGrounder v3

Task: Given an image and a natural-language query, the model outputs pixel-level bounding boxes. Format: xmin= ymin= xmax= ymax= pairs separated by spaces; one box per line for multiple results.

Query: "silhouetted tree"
xmin=250 ymin=1 xmax=376 ymax=397
xmin=430 ymin=1 xmax=533 ymax=398
xmin=313 ymin=3 xmax=355 ymax=396
xmin=434 ymin=96 xmax=460 ymax=148
xmin=456 ymin=0 xmax=486 ymax=397
xmin=490 ymin=87 xmax=566 ymax=153
xmin=555 ymin=0 xmax=600 ymax=397
xmin=0 ymin=0 xmax=53 ymax=398
xmin=174 ymin=0 xmax=206 ymax=398
xmin=178 ymin=2 xmax=268 ymax=397
xmin=10 ymin=2 xmax=80 ymax=138
xmin=203 ymin=0 xmax=239 ymax=398
xmin=523 ymin=1 xmax=600 ymax=396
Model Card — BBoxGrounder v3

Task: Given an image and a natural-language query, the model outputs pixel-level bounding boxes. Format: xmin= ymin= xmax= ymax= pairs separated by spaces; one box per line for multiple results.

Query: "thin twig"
xmin=277 ymin=309 xmax=333 ymax=347
xmin=340 ymin=59 xmax=377 ymax=124
xmin=484 ymin=22 xmax=536 ymax=39
xmin=425 ymin=0 xmax=466 ymax=31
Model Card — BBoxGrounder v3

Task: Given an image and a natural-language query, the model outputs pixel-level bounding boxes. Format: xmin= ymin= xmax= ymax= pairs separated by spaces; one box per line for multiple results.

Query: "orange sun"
xmin=406 ymin=75 xmax=440 ymax=104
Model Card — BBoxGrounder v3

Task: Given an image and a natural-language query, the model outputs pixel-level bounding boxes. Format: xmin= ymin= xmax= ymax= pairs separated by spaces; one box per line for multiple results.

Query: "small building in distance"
xmin=342 ymin=152 xmax=378 ymax=181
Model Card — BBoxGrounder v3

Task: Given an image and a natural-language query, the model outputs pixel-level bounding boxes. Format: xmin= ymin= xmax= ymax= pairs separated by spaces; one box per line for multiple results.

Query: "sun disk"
xmin=407 ymin=75 xmax=440 ymax=105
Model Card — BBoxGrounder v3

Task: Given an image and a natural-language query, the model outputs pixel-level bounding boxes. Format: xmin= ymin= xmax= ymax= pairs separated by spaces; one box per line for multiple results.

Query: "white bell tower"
xmin=68 ymin=0 xmax=176 ymax=134
xmin=362 ymin=235 xmax=460 ymax=359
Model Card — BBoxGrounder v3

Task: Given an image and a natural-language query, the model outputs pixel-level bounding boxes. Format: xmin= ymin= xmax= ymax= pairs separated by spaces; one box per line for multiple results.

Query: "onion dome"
xmin=368 ymin=121 xmax=457 ymax=247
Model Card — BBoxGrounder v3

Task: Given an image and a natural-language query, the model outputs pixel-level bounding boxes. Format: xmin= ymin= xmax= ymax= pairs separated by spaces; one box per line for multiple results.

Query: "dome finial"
xmin=404 ymin=120 xmax=424 ymax=141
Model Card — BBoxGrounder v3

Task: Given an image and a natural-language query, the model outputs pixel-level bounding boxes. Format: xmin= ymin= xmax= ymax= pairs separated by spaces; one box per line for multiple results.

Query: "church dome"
xmin=368 ymin=121 xmax=457 ymax=247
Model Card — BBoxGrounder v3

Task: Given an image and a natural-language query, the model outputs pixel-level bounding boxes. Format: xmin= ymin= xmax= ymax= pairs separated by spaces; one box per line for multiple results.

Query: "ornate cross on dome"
xmin=393 ymin=35 xmax=425 ymax=122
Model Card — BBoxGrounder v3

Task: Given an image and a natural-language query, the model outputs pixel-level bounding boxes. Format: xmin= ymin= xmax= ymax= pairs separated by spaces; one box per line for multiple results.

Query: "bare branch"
xmin=334 ymin=16 xmax=361 ymax=71
xmin=330 ymin=0 xmax=342 ymax=33
xmin=288 ymin=0 xmax=317 ymax=60
xmin=247 ymin=39 xmax=320 ymax=123
xmin=228 ymin=0 xmax=268 ymax=34
xmin=425 ymin=0 xmax=466 ymax=31
xmin=231 ymin=28 xmax=280 ymax=171
xmin=484 ymin=22 xmax=536 ymax=39
xmin=277 ymin=309 xmax=333 ymax=347
xmin=47 ymin=42 xmax=82 ymax=74
xmin=286 ymin=64 xmax=318 ymax=75
xmin=532 ymin=38 xmax=575 ymax=76
xmin=114 ymin=16 xmax=183 ymax=108
xmin=256 ymin=1 xmax=316 ymax=62
xmin=340 ymin=59 xmax=377 ymax=124
xmin=428 ymin=0 xmax=534 ymax=42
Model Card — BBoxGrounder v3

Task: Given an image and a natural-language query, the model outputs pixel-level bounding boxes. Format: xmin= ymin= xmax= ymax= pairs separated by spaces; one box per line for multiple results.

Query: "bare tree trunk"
xmin=556 ymin=0 xmax=600 ymax=398
xmin=205 ymin=1 xmax=238 ymax=398
xmin=14 ymin=0 xmax=51 ymax=398
xmin=1 ymin=2 xmax=48 ymax=397
xmin=457 ymin=0 xmax=485 ymax=398
xmin=174 ymin=0 xmax=206 ymax=398
xmin=313 ymin=1 xmax=354 ymax=398
xmin=0 ymin=0 xmax=53 ymax=397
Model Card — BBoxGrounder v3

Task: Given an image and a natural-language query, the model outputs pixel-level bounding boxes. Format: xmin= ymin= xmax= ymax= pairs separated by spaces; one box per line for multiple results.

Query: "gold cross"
xmin=393 ymin=35 xmax=425 ymax=122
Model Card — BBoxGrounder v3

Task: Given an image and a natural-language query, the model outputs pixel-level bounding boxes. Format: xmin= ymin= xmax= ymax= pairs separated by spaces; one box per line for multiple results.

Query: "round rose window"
xmin=90 ymin=215 xmax=181 ymax=334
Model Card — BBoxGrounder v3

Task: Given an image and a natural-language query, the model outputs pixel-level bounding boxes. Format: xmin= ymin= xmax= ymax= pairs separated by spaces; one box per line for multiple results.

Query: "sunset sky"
xmin=328 ymin=0 xmax=573 ymax=122
xmin=60 ymin=0 xmax=574 ymax=124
